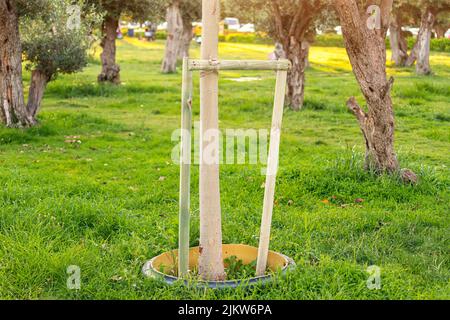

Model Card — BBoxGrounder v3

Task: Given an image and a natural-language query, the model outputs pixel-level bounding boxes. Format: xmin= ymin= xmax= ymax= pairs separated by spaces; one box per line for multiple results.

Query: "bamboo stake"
xmin=178 ymin=57 xmax=193 ymax=277
xmin=256 ymin=69 xmax=288 ymax=276
xmin=198 ymin=0 xmax=225 ymax=280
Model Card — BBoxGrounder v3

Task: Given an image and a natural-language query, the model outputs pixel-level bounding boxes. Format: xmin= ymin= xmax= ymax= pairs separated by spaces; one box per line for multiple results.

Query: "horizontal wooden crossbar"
xmin=188 ymin=59 xmax=291 ymax=71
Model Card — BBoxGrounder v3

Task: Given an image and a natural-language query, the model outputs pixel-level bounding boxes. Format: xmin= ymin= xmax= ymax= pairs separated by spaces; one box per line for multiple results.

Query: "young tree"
xmin=334 ymin=0 xmax=416 ymax=182
xmin=223 ymin=0 xmax=328 ymax=111
xmin=20 ymin=1 xmax=97 ymax=117
xmin=89 ymin=0 xmax=159 ymax=84
xmin=161 ymin=0 xmax=201 ymax=73
xmin=0 ymin=0 xmax=48 ymax=127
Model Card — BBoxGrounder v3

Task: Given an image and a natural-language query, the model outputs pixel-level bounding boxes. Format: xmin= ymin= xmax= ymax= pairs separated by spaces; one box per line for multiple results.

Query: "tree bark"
xmin=161 ymin=2 xmax=183 ymax=73
xmin=270 ymin=2 xmax=318 ymax=111
xmin=98 ymin=15 xmax=120 ymax=84
xmin=434 ymin=23 xmax=447 ymax=38
xmin=26 ymin=70 xmax=50 ymax=118
xmin=285 ymin=39 xmax=308 ymax=111
xmin=335 ymin=0 xmax=403 ymax=174
xmin=198 ymin=0 xmax=225 ymax=281
xmin=389 ymin=14 xmax=408 ymax=66
xmin=0 ymin=0 xmax=35 ymax=127
xmin=416 ymin=9 xmax=435 ymax=75
xmin=178 ymin=20 xmax=193 ymax=59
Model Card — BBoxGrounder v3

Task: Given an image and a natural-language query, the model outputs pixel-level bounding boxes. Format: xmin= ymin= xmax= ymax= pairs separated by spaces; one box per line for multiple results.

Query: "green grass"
xmin=0 ymin=38 xmax=449 ymax=299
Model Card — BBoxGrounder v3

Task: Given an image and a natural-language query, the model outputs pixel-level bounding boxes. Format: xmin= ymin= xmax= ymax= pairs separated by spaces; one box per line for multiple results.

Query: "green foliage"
xmin=87 ymin=0 xmax=163 ymax=21
xmin=224 ymin=256 xmax=258 ymax=279
xmin=20 ymin=0 xmax=100 ymax=80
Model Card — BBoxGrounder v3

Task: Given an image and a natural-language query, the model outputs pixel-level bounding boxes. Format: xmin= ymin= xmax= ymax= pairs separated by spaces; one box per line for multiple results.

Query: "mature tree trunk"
xmin=335 ymin=0 xmax=416 ymax=183
xmin=98 ymin=15 xmax=120 ymax=84
xmin=161 ymin=2 xmax=183 ymax=73
xmin=405 ymin=9 xmax=435 ymax=73
xmin=434 ymin=23 xmax=447 ymax=38
xmin=389 ymin=14 xmax=408 ymax=66
xmin=415 ymin=9 xmax=435 ymax=75
xmin=284 ymin=39 xmax=308 ymax=111
xmin=27 ymin=70 xmax=50 ymax=118
xmin=178 ymin=20 xmax=193 ymax=59
xmin=0 ymin=0 xmax=35 ymax=127
xmin=271 ymin=1 xmax=318 ymax=111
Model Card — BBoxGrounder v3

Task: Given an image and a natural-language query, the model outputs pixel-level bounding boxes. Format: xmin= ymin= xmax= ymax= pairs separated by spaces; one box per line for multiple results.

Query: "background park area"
xmin=0 ymin=36 xmax=449 ymax=299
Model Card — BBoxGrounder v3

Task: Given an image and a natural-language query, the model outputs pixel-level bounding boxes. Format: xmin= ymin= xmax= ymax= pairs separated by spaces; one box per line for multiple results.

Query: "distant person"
xmin=145 ymin=28 xmax=155 ymax=41
xmin=117 ymin=27 xmax=123 ymax=40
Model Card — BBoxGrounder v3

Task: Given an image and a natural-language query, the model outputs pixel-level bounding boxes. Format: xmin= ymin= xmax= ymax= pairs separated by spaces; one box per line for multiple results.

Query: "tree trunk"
xmin=98 ymin=15 xmax=120 ymax=84
xmin=178 ymin=20 xmax=193 ymax=59
xmin=335 ymin=0 xmax=401 ymax=174
xmin=161 ymin=2 xmax=183 ymax=73
xmin=198 ymin=0 xmax=225 ymax=281
xmin=27 ymin=70 xmax=49 ymax=118
xmin=0 ymin=0 xmax=35 ymax=127
xmin=434 ymin=23 xmax=447 ymax=38
xmin=284 ymin=39 xmax=308 ymax=111
xmin=389 ymin=15 xmax=408 ymax=66
xmin=416 ymin=9 xmax=435 ymax=75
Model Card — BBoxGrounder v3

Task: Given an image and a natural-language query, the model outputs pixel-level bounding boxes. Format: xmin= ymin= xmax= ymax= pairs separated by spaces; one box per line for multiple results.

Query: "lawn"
xmin=0 ymin=38 xmax=449 ymax=299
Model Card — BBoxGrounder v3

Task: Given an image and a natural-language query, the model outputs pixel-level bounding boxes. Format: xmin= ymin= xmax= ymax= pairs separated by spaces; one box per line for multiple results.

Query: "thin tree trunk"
xmin=285 ymin=39 xmax=308 ymax=111
xmin=198 ymin=0 xmax=225 ymax=281
xmin=0 ymin=0 xmax=35 ymax=127
xmin=416 ymin=9 xmax=435 ymax=75
xmin=98 ymin=15 xmax=120 ymax=84
xmin=162 ymin=2 xmax=183 ymax=73
xmin=389 ymin=15 xmax=408 ymax=66
xmin=335 ymin=0 xmax=403 ymax=174
xmin=26 ymin=70 xmax=49 ymax=118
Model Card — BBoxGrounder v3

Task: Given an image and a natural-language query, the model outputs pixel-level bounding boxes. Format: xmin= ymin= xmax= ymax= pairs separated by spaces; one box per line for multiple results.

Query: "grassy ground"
xmin=0 ymin=38 xmax=449 ymax=299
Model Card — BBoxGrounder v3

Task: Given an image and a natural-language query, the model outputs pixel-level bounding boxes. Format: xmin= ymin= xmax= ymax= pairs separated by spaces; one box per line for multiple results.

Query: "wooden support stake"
xmin=189 ymin=59 xmax=291 ymax=71
xmin=178 ymin=57 xmax=193 ymax=277
xmin=198 ymin=0 xmax=225 ymax=280
xmin=256 ymin=69 xmax=288 ymax=276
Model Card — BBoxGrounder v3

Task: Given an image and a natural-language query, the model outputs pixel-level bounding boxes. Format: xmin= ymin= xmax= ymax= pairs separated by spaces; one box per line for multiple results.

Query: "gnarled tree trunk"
xmin=389 ymin=14 xmax=408 ymax=66
xmin=27 ymin=70 xmax=50 ymax=118
xmin=161 ymin=2 xmax=183 ymax=73
xmin=0 ymin=0 xmax=35 ymax=127
xmin=98 ymin=15 xmax=120 ymax=84
xmin=415 ymin=9 xmax=435 ymax=75
xmin=335 ymin=0 xmax=416 ymax=183
xmin=285 ymin=39 xmax=309 ymax=111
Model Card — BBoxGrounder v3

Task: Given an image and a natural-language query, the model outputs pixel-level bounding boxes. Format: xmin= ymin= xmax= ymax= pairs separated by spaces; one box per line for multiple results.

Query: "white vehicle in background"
xmin=127 ymin=22 xmax=141 ymax=29
xmin=224 ymin=17 xmax=240 ymax=31
xmin=157 ymin=22 xmax=168 ymax=31
xmin=445 ymin=29 xmax=450 ymax=38
xmin=238 ymin=23 xmax=255 ymax=33
xmin=404 ymin=27 xmax=420 ymax=36
xmin=334 ymin=26 xmax=342 ymax=35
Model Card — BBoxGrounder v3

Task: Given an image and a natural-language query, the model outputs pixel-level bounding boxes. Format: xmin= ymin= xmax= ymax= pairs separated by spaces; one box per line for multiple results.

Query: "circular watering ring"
xmin=142 ymin=244 xmax=295 ymax=289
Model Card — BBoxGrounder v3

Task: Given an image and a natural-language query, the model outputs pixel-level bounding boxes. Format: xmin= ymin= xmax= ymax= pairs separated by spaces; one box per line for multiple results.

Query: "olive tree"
xmin=88 ymin=0 xmax=160 ymax=83
xmin=161 ymin=0 xmax=201 ymax=73
xmin=334 ymin=0 xmax=416 ymax=182
xmin=223 ymin=0 xmax=329 ymax=111
xmin=20 ymin=1 xmax=98 ymax=118
xmin=391 ymin=0 xmax=449 ymax=74
xmin=0 ymin=0 xmax=50 ymax=127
